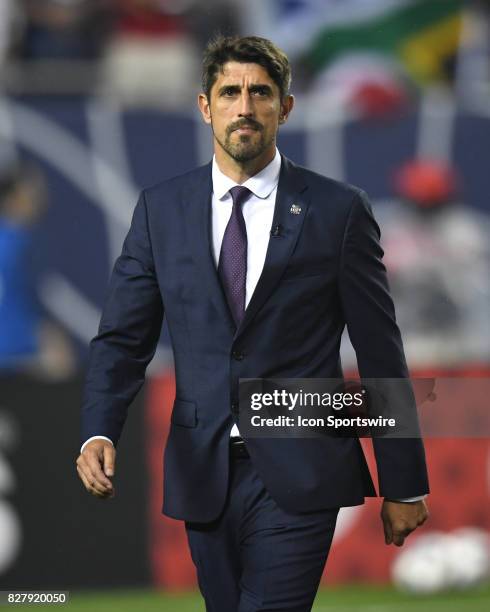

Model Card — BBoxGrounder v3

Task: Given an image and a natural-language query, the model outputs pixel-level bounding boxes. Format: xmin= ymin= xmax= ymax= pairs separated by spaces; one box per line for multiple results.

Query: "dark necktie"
xmin=218 ymin=186 xmax=252 ymax=327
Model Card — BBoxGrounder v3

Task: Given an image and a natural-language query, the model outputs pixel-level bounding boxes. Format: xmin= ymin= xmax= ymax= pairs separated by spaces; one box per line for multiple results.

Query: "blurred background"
xmin=0 ymin=0 xmax=489 ymax=610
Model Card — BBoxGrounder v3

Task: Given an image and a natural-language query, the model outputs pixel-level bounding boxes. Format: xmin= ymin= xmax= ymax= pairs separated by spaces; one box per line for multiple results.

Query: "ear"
xmin=198 ymin=93 xmax=212 ymax=125
xmin=279 ymin=94 xmax=295 ymax=124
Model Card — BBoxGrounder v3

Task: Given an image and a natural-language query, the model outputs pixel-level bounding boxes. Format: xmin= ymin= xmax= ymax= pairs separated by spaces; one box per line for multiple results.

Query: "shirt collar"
xmin=212 ymin=147 xmax=281 ymax=201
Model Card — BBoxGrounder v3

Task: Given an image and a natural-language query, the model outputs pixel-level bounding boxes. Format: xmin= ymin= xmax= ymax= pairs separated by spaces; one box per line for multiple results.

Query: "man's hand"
xmin=76 ymin=440 xmax=116 ymax=499
xmin=381 ymin=499 xmax=428 ymax=546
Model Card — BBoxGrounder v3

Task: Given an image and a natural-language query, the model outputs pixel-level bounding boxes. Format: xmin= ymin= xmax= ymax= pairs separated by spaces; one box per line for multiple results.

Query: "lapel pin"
xmin=290 ymin=203 xmax=302 ymax=215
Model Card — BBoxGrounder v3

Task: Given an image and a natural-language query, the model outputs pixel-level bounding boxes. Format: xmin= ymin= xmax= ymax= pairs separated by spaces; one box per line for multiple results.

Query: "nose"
xmin=238 ymin=92 xmax=253 ymax=118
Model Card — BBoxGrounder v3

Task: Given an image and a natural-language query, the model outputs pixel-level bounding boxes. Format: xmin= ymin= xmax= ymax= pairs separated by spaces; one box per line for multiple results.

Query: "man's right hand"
xmin=76 ymin=439 xmax=116 ymax=499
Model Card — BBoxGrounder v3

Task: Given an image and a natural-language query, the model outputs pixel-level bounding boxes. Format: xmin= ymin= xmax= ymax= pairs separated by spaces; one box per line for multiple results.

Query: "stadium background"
xmin=0 ymin=1 xmax=489 ymax=610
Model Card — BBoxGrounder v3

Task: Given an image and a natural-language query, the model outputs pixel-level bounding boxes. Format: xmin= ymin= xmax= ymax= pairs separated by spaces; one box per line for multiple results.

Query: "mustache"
xmin=228 ymin=119 xmax=263 ymax=133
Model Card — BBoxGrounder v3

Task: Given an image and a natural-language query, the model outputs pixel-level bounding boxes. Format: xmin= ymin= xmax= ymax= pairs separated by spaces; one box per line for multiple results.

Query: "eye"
xmin=222 ymin=87 xmax=237 ymax=96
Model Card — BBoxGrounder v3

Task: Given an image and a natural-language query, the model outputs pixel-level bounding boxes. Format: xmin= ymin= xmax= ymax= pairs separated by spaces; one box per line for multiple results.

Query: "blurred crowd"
xmin=0 ymin=0 xmax=236 ymax=105
xmin=0 ymin=0 xmax=489 ymax=112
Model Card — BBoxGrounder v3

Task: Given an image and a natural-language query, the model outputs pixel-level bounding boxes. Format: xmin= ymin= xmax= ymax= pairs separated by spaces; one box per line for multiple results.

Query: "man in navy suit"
xmin=77 ymin=35 xmax=429 ymax=611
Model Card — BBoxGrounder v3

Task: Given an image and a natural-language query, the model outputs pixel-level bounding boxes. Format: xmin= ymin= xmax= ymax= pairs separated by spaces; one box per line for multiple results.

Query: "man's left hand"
xmin=381 ymin=499 xmax=429 ymax=546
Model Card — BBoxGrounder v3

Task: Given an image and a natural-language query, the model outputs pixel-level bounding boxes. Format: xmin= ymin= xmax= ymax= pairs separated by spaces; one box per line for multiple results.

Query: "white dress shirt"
xmin=211 ymin=147 xmax=280 ymax=310
xmin=80 ymin=148 xmax=425 ymax=502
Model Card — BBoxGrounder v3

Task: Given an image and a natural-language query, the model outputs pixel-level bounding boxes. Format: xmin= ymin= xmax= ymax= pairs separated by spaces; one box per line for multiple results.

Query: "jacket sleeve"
xmin=339 ymin=190 xmax=429 ymax=499
xmin=80 ymin=190 xmax=164 ymax=447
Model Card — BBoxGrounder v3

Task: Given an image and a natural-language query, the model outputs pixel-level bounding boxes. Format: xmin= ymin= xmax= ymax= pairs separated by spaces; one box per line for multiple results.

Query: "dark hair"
xmin=202 ymin=35 xmax=291 ymax=101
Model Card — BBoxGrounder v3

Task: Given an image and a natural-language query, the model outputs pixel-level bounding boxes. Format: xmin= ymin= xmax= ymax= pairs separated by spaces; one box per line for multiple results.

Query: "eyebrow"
xmin=217 ymin=84 xmax=274 ymax=95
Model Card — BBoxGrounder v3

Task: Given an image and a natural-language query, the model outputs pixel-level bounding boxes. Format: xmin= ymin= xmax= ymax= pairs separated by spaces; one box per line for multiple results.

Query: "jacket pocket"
xmin=280 ymin=269 xmax=330 ymax=282
xmin=171 ymin=399 xmax=198 ymax=428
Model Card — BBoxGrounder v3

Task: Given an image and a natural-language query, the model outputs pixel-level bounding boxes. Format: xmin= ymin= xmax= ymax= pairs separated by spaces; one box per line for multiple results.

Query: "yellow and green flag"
xmin=304 ymin=0 xmax=463 ymax=85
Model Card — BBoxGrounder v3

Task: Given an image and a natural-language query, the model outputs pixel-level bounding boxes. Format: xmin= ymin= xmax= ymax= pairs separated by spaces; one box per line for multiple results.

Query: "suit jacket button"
xmin=231 ymin=402 xmax=239 ymax=413
xmin=232 ymin=351 xmax=245 ymax=361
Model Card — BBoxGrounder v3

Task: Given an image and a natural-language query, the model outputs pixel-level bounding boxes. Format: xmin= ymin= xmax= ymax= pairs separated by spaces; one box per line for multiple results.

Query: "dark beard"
xmin=212 ymin=122 xmax=274 ymax=162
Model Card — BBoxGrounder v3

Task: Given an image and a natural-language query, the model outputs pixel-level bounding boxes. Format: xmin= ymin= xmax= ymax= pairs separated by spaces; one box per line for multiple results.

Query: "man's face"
xmin=199 ymin=62 xmax=291 ymax=163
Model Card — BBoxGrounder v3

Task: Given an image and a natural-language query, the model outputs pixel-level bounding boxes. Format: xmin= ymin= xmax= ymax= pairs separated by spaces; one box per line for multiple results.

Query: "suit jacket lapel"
xmin=235 ymin=155 xmax=310 ymax=340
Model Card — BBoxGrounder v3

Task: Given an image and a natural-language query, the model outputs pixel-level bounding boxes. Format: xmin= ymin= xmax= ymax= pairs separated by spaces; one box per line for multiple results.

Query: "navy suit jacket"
xmin=81 ymin=154 xmax=429 ymax=522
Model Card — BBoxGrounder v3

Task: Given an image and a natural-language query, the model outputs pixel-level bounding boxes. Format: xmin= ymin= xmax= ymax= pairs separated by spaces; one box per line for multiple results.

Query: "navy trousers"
xmin=185 ymin=447 xmax=339 ymax=612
